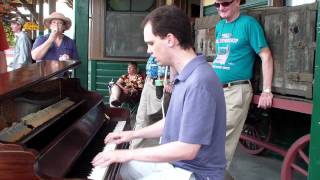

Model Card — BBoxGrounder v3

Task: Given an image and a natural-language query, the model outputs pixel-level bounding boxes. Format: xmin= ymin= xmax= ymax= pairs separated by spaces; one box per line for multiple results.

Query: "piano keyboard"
xmin=88 ymin=120 xmax=127 ymax=180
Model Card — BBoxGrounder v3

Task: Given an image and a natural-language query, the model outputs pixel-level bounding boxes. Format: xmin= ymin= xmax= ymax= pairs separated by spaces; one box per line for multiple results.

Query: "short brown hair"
xmin=142 ymin=5 xmax=193 ymax=50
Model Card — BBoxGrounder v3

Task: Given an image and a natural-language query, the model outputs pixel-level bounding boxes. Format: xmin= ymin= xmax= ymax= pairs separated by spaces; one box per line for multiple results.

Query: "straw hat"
xmin=44 ymin=12 xmax=72 ymax=30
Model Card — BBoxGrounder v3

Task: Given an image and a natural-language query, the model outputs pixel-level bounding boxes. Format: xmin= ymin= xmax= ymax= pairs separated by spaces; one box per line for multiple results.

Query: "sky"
xmin=289 ymin=0 xmax=316 ymax=6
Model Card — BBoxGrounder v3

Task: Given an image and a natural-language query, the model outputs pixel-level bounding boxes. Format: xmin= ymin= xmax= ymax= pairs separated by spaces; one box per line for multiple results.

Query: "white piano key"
xmin=88 ymin=121 xmax=127 ymax=180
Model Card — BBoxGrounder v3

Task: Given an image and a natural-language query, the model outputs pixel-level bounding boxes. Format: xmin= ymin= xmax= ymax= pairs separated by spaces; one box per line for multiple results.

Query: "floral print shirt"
xmin=117 ymin=74 xmax=144 ymax=90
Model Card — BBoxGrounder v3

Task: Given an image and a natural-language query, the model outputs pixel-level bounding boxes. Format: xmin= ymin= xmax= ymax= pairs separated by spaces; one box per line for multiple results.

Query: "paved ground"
xmin=229 ymin=146 xmax=306 ymax=180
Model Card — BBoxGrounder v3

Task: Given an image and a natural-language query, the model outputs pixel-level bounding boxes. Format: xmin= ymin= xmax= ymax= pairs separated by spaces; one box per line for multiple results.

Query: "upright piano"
xmin=0 ymin=61 xmax=130 ymax=180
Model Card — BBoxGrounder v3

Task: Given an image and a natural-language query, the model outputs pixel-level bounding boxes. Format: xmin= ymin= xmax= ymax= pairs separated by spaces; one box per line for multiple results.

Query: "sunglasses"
xmin=214 ymin=0 xmax=234 ymax=8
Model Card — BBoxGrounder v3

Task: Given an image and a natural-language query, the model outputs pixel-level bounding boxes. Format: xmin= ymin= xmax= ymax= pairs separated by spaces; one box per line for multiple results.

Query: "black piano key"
xmin=66 ymin=121 xmax=117 ymax=178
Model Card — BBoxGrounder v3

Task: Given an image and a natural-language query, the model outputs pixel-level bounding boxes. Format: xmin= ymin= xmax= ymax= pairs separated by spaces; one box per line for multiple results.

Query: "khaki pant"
xmin=109 ymin=85 xmax=122 ymax=107
xmin=224 ymin=83 xmax=252 ymax=169
xmin=130 ymin=79 xmax=170 ymax=148
xmin=109 ymin=84 xmax=140 ymax=107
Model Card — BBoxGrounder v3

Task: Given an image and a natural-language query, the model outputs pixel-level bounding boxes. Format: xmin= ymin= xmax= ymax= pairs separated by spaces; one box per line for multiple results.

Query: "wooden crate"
xmin=194 ymin=15 xmax=220 ymax=60
xmin=248 ymin=3 xmax=316 ymax=99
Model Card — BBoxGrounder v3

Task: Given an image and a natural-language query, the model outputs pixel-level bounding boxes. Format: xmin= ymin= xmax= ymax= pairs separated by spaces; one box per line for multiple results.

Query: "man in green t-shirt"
xmin=212 ymin=0 xmax=274 ymax=179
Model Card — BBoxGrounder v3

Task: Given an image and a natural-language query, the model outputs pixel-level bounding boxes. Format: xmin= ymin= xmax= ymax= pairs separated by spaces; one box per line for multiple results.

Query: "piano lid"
xmin=0 ymin=60 xmax=80 ymax=101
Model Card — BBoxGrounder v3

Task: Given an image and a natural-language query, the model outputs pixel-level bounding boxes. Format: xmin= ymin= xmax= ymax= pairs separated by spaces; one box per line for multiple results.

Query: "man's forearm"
xmin=129 ymin=141 xmax=200 ymax=162
xmin=260 ymin=48 xmax=273 ymax=90
xmin=132 ymin=119 xmax=164 ymax=139
xmin=31 ymin=40 xmax=52 ymax=60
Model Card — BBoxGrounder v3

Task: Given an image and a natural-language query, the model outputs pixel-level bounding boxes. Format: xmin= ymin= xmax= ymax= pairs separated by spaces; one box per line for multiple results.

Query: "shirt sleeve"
xmin=32 ymin=35 xmax=46 ymax=50
xmin=16 ymin=35 xmax=32 ymax=67
xmin=247 ymin=18 xmax=268 ymax=54
xmin=116 ymin=75 xmax=126 ymax=85
xmin=179 ymin=86 xmax=217 ymax=145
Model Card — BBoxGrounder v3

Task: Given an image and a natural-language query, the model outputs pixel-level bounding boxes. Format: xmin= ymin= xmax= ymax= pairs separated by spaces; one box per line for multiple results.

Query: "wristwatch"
xmin=263 ymin=88 xmax=271 ymax=93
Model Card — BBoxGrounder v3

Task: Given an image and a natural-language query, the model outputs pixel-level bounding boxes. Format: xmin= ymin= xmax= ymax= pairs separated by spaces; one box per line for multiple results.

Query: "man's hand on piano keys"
xmin=104 ymin=130 xmax=134 ymax=144
xmin=91 ymin=149 xmax=132 ymax=167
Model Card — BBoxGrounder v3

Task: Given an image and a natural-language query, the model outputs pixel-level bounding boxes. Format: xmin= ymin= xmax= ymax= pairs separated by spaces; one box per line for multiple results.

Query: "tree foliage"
xmin=3 ymin=21 xmax=15 ymax=47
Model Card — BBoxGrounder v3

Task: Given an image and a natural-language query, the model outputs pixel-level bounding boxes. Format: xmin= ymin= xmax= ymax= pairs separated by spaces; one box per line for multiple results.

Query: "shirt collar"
xmin=15 ymin=31 xmax=23 ymax=37
xmin=174 ymin=55 xmax=207 ymax=84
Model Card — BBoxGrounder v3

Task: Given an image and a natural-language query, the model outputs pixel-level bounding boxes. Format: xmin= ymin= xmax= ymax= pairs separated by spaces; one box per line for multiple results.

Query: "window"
xmin=287 ymin=0 xmax=315 ymax=6
xmin=105 ymin=0 xmax=156 ymax=57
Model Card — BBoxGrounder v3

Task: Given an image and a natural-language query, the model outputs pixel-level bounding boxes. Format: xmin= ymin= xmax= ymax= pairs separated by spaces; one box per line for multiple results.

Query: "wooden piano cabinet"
xmin=35 ymin=103 xmax=106 ymax=178
xmin=106 ymin=107 xmax=130 ymax=121
xmin=0 ymin=149 xmax=40 ymax=180
xmin=0 ymin=61 xmax=130 ymax=179
xmin=0 ymin=143 xmax=24 ymax=151
xmin=0 ymin=61 xmax=80 ymax=101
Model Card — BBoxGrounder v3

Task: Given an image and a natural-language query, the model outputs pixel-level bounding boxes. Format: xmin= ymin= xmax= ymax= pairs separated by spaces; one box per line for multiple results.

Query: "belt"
xmin=223 ymin=80 xmax=250 ymax=88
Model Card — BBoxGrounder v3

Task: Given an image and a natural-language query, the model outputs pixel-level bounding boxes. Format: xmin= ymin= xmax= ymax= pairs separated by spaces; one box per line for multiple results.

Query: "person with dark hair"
xmin=212 ymin=0 xmax=273 ymax=179
xmin=109 ymin=62 xmax=144 ymax=107
xmin=31 ymin=12 xmax=78 ymax=61
xmin=92 ymin=5 xmax=226 ymax=180
xmin=0 ymin=20 xmax=9 ymax=73
xmin=9 ymin=17 xmax=32 ymax=70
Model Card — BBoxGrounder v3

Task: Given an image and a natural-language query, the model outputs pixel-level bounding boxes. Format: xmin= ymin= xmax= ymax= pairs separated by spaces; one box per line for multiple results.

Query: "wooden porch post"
xmin=74 ymin=0 xmax=89 ymax=89
xmin=38 ymin=0 xmax=44 ymax=35
xmin=31 ymin=0 xmax=37 ymax=40
xmin=309 ymin=1 xmax=320 ymax=180
xmin=48 ymin=0 xmax=56 ymax=14
xmin=269 ymin=0 xmax=284 ymax=7
xmin=200 ymin=0 xmax=203 ymax=18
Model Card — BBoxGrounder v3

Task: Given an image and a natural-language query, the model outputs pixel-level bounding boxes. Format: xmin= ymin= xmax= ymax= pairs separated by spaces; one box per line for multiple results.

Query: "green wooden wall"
xmin=74 ymin=0 xmax=89 ymax=89
xmin=89 ymin=60 xmax=146 ymax=104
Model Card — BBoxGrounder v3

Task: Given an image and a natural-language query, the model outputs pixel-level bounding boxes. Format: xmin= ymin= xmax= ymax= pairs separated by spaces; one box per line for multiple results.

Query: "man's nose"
xmin=147 ymin=46 xmax=152 ymax=54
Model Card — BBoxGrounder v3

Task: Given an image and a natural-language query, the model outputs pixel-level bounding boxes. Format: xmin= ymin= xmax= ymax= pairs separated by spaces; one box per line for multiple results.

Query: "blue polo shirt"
xmin=32 ymin=34 xmax=79 ymax=61
xmin=161 ymin=55 xmax=226 ymax=180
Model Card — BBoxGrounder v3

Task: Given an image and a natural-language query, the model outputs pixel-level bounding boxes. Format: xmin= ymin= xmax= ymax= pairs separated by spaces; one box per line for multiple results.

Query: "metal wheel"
xmin=281 ymin=134 xmax=310 ymax=180
xmin=239 ymin=105 xmax=272 ymax=155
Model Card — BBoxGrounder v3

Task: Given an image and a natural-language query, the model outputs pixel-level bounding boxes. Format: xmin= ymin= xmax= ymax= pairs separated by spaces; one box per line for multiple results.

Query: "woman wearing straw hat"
xmin=31 ymin=12 xmax=79 ymax=61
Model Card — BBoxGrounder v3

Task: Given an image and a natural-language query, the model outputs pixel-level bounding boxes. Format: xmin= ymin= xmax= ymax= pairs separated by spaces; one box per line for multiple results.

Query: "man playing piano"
xmin=92 ymin=5 xmax=227 ymax=180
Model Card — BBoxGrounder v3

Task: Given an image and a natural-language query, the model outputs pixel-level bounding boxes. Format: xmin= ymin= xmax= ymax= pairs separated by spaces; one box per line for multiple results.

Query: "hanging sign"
xmin=24 ymin=22 xmax=39 ymax=30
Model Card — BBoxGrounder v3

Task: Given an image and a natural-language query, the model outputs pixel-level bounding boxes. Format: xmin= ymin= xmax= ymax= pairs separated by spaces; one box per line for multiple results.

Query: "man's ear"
xmin=166 ymin=33 xmax=175 ymax=48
